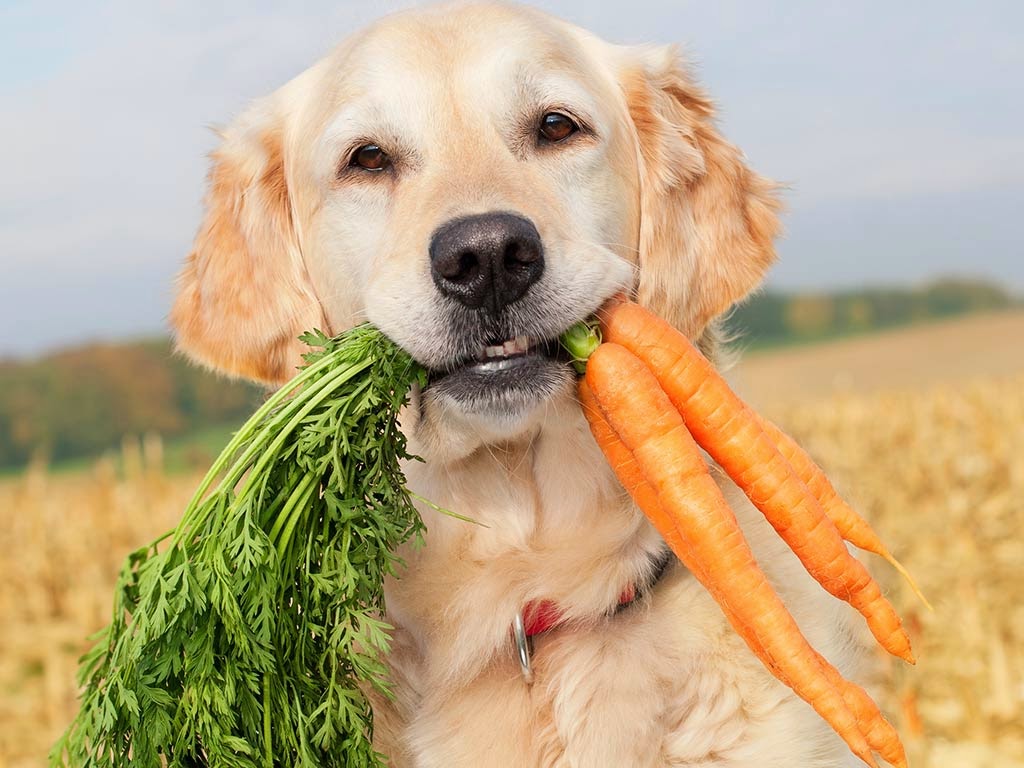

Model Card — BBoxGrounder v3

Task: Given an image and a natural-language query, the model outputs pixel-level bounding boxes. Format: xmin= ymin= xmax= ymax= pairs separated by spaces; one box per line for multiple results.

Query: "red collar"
xmin=511 ymin=550 xmax=673 ymax=684
xmin=521 ymin=584 xmax=637 ymax=637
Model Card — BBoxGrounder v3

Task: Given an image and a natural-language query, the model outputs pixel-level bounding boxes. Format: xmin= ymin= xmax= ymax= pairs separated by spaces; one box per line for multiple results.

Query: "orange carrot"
xmin=583 ymin=345 xmax=879 ymax=767
xmin=579 ymin=378 xmax=907 ymax=768
xmin=754 ymin=413 xmax=930 ymax=609
xmin=817 ymin=658 xmax=908 ymax=768
xmin=601 ymin=300 xmax=914 ymax=664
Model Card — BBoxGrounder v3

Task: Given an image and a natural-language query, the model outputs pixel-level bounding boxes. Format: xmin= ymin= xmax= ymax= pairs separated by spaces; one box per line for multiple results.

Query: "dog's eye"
xmin=350 ymin=143 xmax=389 ymax=171
xmin=539 ymin=112 xmax=578 ymax=143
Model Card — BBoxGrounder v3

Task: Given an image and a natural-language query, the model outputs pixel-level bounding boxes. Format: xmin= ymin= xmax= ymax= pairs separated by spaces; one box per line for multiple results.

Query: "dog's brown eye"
xmin=350 ymin=143 xmax=389 ymax=171
xmin=539 ymin=112 xmax=578 ymax=143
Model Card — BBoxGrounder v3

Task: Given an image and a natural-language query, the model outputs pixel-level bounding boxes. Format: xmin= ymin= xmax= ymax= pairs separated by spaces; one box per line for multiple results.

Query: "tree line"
xmin=0 ymin=340 xmax=260 ymax=468
xmin=728 ymin=277 xmax=1017 ymax=348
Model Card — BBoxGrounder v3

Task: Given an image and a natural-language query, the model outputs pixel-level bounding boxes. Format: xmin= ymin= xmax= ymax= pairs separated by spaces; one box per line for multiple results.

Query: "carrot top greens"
xmin=53 ymin=321 xmax=599 ymax=768
xmin=52 ymin=325 xmax=426 ymax=768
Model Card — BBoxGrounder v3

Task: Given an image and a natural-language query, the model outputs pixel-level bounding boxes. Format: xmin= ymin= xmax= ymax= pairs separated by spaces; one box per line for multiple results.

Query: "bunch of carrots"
xmin=572 ymin=298 xmax=925 ymax=768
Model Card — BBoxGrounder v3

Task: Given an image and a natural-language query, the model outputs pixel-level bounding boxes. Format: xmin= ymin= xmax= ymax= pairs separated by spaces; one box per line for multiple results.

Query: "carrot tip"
xmin=888 ymin=635 xmax=916 ymax=665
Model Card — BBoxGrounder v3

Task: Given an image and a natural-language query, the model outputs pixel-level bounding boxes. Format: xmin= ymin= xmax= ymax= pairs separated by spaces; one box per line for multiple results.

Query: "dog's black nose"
xmin=429 ymin=212 xmax=544 ymax=313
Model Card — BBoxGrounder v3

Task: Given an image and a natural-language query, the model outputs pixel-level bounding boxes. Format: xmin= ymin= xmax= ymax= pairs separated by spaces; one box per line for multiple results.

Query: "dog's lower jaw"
xmin=406 ymin=373 xmax=577 ymax=465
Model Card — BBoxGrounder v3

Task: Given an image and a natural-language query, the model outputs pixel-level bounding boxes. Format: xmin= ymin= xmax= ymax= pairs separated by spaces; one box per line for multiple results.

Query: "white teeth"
xmin=480 ymin=336 xmax=533 ymax=360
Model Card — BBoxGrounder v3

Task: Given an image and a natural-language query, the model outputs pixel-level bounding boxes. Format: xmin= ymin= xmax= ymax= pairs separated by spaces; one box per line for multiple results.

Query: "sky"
xmin=1 ymin=1 xmax=1021 ymax=356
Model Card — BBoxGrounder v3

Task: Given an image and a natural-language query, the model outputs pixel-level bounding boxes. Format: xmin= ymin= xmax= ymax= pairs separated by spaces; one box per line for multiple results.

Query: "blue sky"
xmin=1 ymin=1 xmax=1021 ymax=355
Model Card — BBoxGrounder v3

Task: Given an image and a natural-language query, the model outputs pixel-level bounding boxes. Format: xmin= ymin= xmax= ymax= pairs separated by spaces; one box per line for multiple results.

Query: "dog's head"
xmin=171 ymin=3 xmax=779 ymax=450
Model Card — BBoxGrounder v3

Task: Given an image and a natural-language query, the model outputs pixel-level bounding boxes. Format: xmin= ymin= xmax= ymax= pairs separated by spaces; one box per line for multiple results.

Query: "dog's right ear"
xmin=619 ymin=45 xmax=781 ymax=340
xmin=170 ymin=98 xmax=325 ymax=385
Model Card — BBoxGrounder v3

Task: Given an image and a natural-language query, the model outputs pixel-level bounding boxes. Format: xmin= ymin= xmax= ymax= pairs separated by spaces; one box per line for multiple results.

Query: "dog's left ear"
xmin=621 ymin=45 xmax=782 ymax=338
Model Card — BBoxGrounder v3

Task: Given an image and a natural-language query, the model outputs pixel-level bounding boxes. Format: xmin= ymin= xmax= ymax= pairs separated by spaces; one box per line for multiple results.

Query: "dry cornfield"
xmin=769 ymin=374 xmax=1024 ymax=767
xmin=1 ymin=324 xmax=1022 ymax=767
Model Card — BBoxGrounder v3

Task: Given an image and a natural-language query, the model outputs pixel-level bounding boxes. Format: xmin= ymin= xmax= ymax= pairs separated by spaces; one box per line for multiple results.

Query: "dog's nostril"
xmin=506 ymin=240 xmax=538 ymax=266
xmin=454 ymin=251 xmax=478 ymax=282
xmin=504 ymin=242 xmax=521 ymax=270
xmin=459 ymin=252 xmax=475 ymax=271
xmin=434 ymin=249 xmax=478 ymax=282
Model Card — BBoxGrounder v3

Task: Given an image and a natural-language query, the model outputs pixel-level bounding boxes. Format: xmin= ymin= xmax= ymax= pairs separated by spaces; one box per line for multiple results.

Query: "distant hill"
xmin=0 ymin=340 xmax=260 ymax=469
xmin=0 ymin=278 xmax=1018 ymax=471
xmin=727 ymin=277 xmax=1019 ymax=348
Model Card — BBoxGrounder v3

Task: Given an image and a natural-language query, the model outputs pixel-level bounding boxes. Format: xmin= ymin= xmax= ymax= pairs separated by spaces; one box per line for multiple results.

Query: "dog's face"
xmin=308 ymin=7 xmax=640 ymax=426
xmin=171 ymin=3 xmax=779 ymax=448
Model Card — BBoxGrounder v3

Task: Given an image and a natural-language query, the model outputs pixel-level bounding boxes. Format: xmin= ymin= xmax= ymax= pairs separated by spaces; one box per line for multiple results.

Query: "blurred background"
xmin=1 ymin=2 xmax=1021 ymax=767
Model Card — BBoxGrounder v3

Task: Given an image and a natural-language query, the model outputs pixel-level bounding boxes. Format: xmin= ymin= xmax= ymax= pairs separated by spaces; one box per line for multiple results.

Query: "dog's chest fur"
xmin=369 ymin=401 xmax=867 ymax=767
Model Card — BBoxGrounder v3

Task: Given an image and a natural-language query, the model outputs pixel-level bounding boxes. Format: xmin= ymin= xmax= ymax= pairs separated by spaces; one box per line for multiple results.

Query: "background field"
xmin=1 ymin=308 xmax=1022 ymax=767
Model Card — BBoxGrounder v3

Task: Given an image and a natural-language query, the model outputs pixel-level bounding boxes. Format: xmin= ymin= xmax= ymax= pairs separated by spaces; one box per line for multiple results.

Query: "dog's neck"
xmin=386 ymin=390 xmax=664 ymax=687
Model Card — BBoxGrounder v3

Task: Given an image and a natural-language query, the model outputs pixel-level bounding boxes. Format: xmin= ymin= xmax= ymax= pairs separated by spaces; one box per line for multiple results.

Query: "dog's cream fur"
xmin=171 ymin=4 xmax=873 ymax=765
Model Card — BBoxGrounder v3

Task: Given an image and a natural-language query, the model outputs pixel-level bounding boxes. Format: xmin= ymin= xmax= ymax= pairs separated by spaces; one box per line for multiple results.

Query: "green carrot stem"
xmin=559 ymin=319 xmax=602 ymax=374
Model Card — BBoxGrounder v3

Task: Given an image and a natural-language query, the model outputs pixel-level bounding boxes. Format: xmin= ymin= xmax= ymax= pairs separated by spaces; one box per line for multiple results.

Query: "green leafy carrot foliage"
xmin=51 ymin=325 xmax=426 ymax=768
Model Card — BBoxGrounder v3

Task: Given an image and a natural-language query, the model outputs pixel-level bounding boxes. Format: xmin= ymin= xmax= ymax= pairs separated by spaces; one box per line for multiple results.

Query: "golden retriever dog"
xmin=171 ymin=3 xmax=874 ymax=765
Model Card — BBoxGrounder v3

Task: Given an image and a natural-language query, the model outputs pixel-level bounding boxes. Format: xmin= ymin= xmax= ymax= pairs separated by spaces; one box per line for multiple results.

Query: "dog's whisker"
xmin=571 ymin=238 xmax=642 ymax=255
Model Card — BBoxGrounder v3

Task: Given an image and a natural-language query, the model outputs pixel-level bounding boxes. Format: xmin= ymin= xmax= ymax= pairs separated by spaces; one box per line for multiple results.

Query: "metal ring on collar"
xmin=511 ymin=611 xmax=534 ymax=685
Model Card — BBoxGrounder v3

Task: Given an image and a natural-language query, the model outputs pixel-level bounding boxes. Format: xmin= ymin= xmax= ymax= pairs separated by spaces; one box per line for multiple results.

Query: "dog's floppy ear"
xmin=170 ymin=99 xmax=325 ymax=384
xmin=622 ymin=46 xmax=781 ymax=338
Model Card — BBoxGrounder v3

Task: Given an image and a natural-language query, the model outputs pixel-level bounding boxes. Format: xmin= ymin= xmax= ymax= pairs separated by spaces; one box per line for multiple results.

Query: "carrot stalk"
xmin=582 ymin=347 xmax=880 ymax=768
xmin=600 ymin=300 xmax=915 ymax=664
